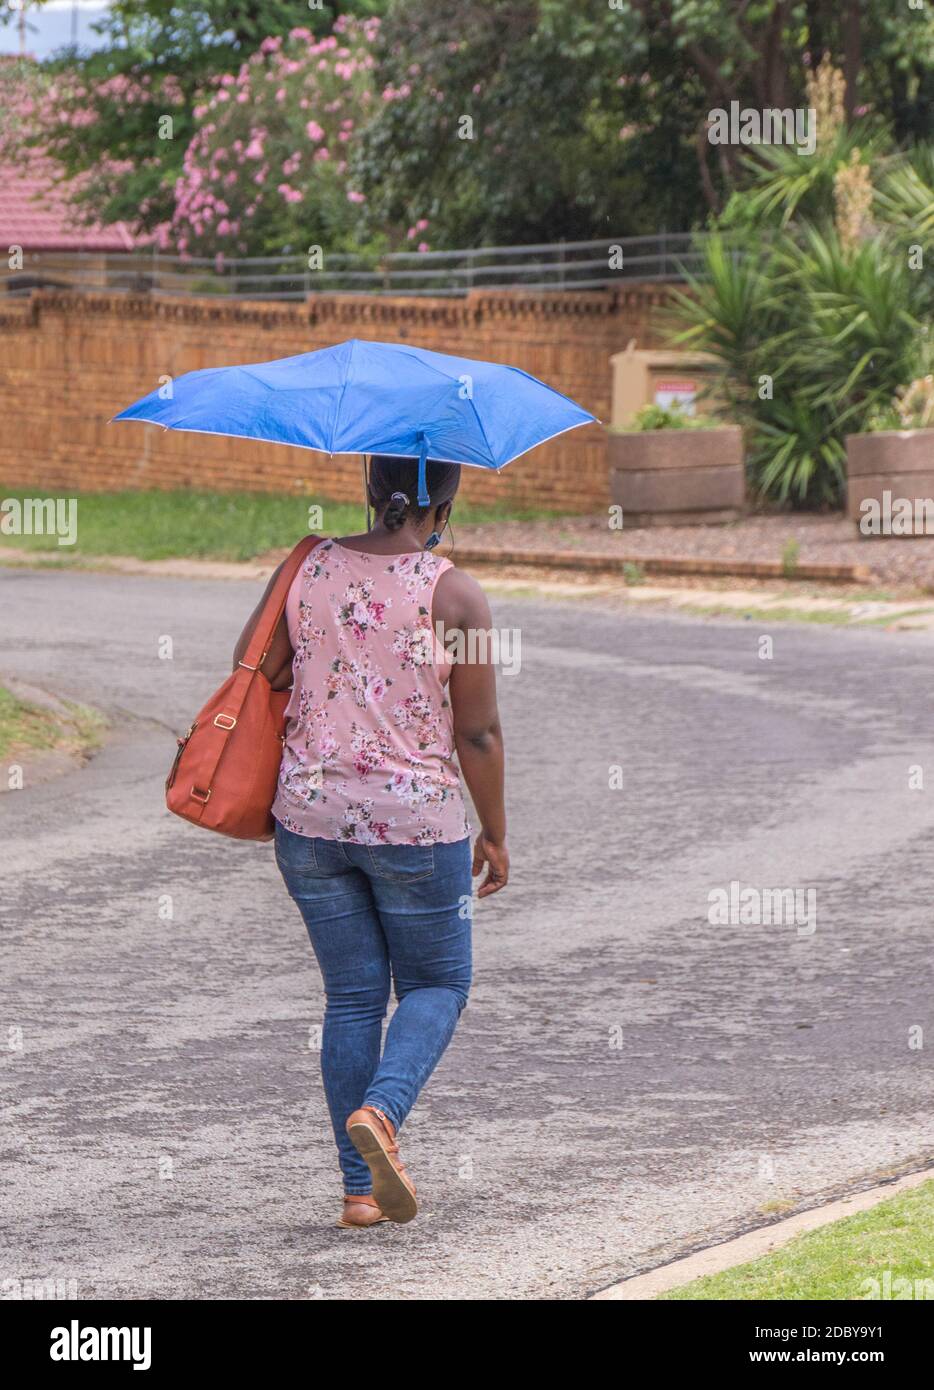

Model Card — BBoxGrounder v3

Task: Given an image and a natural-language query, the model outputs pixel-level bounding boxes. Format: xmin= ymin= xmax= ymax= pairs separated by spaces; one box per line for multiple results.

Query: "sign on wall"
xmin=653 ymin=379 xmax=697 ymax=414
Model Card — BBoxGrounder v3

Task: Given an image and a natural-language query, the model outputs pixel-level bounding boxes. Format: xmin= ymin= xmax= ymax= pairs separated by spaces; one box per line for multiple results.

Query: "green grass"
xmin=780 ymin=537 xmax=800 ymax=578
xmin=681 ymin=602 xmax=934 ymax=626
xmin=686 ymin=603 xmax=854 ymax=625
xmin=0 ymin=685 xmax=106 ymax=760
xmin=0 ymin=488 xmax=565 ymax=563
xmin=662 ymin=1179 xmax=934 ymax=1300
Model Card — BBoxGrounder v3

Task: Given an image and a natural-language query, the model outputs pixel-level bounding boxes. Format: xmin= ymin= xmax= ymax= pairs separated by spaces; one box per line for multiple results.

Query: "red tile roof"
xmin=0 ymin=158 xmax=137 ymax=253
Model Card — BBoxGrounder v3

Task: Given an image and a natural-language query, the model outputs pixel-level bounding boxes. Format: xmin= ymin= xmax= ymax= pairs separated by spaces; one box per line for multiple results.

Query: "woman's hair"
xmin=368 ymin=455 xmax=461 ymax=532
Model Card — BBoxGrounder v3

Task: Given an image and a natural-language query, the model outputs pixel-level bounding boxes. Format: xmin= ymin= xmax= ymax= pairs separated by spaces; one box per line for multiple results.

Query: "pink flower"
xmin=347 ymin=190 xmax=365 ymax=203
xmin=305 ymin=120 xmax=325 ymax=142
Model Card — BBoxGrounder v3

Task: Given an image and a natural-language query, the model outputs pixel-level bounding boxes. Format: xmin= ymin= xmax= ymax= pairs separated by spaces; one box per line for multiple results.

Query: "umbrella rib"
xmin=464 ymin=394 xmax=495 ymax=467
xmin=329 ymin=338 xmax=356 ymax=453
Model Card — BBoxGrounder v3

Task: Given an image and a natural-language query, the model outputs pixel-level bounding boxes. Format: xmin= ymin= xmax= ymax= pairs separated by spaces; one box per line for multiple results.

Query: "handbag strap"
xmin=240 ymin=533 xmax=322 ymax=674
xmin=189 ymin=534 xmax=323 ymax=802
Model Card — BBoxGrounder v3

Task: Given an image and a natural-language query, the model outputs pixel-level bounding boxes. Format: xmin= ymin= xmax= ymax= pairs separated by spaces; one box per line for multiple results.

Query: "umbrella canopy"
xmin=112 ymin=338 xmax=596 ymax=504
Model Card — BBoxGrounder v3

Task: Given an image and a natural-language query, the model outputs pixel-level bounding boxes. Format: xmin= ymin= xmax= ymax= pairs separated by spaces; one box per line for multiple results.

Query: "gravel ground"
xmin=457 ymin=513 xmax=934 ymax=593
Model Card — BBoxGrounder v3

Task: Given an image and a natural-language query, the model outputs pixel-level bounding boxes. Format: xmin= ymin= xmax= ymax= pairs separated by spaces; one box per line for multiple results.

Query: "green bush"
xmin=667 ymin=128 xmax=934 ymax=506
xmin=625 ymin=403 xmax=721 ymax=432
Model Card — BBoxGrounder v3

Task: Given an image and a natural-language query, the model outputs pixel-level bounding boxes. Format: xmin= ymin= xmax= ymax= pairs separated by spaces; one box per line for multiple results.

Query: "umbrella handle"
xmin=362 ymin=453 xmax=372 ymax=532
xmin=416 ymin=433 xmax=430 ymax=508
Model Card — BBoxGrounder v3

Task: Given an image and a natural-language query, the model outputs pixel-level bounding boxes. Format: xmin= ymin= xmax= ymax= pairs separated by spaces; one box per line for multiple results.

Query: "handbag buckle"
xmin=190 ymin=786 xmax=211 ymax=803
xmin=213 ymin=713 xmax=237 ymax=730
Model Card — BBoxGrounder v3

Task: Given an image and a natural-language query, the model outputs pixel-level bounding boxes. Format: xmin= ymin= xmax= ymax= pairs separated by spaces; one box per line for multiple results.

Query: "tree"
xmin=169 ymin=18 xmax=380 ymax=259
xmin=5 ymin=1 xmax=386 ymax=236
xmin=353 ymin=0 xmax=934 ymax=245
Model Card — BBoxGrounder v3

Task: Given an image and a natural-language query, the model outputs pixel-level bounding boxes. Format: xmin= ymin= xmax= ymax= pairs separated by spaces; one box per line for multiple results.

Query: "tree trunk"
xmin=843 ymin=1 xmax=863 ymax=119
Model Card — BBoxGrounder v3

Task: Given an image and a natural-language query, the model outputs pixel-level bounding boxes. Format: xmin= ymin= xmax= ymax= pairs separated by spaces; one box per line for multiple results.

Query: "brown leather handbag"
xmin=165 ymin=534 xmax=320 ymax=840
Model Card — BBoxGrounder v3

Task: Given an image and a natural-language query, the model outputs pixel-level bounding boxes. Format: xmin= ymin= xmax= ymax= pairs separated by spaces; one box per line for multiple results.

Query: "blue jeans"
xmin=274 ymin=823 xmax=473 ymax=1195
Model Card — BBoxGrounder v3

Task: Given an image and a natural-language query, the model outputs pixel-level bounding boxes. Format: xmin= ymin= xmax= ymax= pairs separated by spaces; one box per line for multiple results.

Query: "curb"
xmin=0 ymin=544 xmax=871 ymax=587
xmin=589 ymin=1165 xmax=934 ymax=1301
xmin=452 ymin=546 xmax=871 ymax=585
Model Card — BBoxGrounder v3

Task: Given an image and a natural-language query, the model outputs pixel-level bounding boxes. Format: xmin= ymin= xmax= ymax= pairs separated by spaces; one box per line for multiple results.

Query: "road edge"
xmin=589 ymin=1165 xmax=934 ymax=1300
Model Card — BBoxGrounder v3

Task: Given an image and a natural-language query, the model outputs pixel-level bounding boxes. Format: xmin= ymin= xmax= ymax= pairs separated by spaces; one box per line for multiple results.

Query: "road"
xmin=2 ymin=567 xmax=933 ymax=1300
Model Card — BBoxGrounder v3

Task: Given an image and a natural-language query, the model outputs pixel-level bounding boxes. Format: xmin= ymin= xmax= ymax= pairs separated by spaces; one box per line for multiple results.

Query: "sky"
xmin=0 ymin=1 xmax=110 ymax=59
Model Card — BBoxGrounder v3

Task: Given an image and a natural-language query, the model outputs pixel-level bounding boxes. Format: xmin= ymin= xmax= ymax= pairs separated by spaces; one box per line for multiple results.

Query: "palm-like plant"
xmin=875 ymin=144 xmax=934 ymax=239
xmin=720 ymin=125 xmax=886 ymax=231
xmin=667 ymin=223 xmax=926 ymax=505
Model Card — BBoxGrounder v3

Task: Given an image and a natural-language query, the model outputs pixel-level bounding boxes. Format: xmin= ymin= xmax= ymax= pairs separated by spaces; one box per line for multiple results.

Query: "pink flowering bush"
xmin=171 ymin=17 xmax=380 ymax=259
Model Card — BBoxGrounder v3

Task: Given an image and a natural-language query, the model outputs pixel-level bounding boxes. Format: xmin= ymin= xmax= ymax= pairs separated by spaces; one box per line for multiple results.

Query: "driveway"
xmin=2 ymin=568 xmax=933 ymax=1299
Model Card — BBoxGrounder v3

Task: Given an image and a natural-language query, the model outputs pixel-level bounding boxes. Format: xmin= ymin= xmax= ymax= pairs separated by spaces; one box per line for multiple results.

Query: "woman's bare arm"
xmin=436 ymin=567 xmax=508 ymax=897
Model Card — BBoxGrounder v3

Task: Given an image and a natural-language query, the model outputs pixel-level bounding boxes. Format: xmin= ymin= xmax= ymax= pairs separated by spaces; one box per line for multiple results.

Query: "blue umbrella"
xmin=112 ymin=337 xmax=596 ymax=504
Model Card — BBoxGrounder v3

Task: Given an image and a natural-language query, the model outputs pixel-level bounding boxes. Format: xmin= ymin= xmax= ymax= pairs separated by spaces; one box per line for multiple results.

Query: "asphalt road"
xmin=2 ymin=567 xmax=933 ymax=1300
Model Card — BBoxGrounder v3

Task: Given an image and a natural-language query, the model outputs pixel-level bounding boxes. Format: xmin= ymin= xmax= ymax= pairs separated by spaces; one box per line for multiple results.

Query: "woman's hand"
xmin=472 ymin=834 xmax=509 ymax=898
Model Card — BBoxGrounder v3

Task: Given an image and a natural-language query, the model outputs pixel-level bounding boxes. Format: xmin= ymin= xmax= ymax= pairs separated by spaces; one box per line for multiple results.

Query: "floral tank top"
xmin=272 ymin=538 xmax=470 ymax=846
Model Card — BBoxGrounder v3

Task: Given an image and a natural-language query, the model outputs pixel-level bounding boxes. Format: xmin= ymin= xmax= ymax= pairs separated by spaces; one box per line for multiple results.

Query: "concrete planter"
xmin=846 ymin=430 xmax=934 ymax=535
xmin=608 ymin=426 xmax=745 ymax=527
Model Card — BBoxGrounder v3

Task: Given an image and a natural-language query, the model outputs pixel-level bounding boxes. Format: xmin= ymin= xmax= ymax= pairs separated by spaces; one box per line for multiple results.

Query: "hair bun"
xmin=383 ymin=489 xmax=410 ymax=531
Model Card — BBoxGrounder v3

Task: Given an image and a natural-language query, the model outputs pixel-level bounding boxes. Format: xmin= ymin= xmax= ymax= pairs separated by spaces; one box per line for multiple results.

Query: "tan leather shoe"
xmin=345 ymin=1105 xmax=418 ymax=1224
xmin=336 ymin=1194 xmax=388 ymax=1230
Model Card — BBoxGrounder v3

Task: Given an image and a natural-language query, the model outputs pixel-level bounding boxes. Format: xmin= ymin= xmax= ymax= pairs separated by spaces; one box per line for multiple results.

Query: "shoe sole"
xmin=347 ymin=1121 xmax=418 ymax=1224
xmin=336 ymin=1216 xmax=389 ymax=1230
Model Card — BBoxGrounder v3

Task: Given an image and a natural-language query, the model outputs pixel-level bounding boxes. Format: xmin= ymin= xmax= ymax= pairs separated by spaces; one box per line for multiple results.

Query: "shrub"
xmin=666 ymin=62 xmax=934 ymax=509
xmin=169 ymin=17 xmax=380 ymax=259
xmin=626 ymin=403 xmax=721 ymax=431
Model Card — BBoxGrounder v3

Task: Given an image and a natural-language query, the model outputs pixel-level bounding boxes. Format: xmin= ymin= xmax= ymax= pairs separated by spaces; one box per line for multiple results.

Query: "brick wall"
xmin=0 ymin=285 xmax=672 ymax=512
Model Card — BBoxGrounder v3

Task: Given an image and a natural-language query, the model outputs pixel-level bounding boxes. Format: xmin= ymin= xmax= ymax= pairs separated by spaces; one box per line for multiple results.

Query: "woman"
xmin=233 ymin=456 xmax=508 ymax=1228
